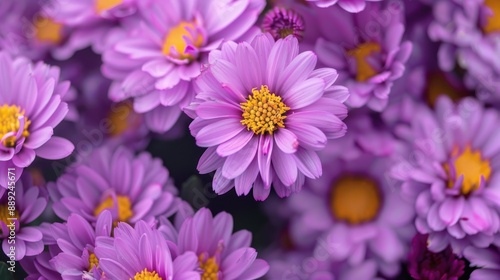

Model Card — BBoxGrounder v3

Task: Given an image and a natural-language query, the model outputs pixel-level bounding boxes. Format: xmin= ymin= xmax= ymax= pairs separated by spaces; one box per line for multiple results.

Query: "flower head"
xmin=0 ymin=52 xmax=74 ymax=189
xmin=262 ymin=7 xmax=305 ymax=41
xmin=102 ymin=0 xmax=265 ymax=133
xmin=48 ymin=146 xmax=179 ymax=225
xmin=188 ymin=33 xmax=348 ymax=200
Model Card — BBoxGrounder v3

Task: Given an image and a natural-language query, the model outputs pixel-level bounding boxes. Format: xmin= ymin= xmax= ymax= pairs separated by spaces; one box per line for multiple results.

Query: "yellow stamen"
xmin=94 ymin=195 xmax=133 ymax=224
xmin=34 ymin=17 xmax=63 ymax=44
xmin=348 ymin=42 xmax=381 ymax=82
xmin=425 ymin=72 xmax=467 ymax=107
xmin=444 ymin=145 xmax=491 ymax=195
xmin=0 ymin=205 xmax=19 ymax=234
xmin=199 ymin=255 xmax=219 ymax=280
xmin=330 ymin=175 xmax=381 ymax=224
xmin=88 ymin=253 xmax=99 ymax=271
xmin=483 ymin=0 xmax=500 ymax=34
xmin=132 ymin=268 xmax=161 ymax=280
xmin=107 ymin=102 xmax=140 ymax=137
xmin=0 ymin=105 xmax=31 ymax=148
xmin=162 ymin=21 xmax=204 ymax=60
xmin=95 ymin=0 xmax=123 ymax=13
xmin=240 ymin=85 xmax=290 ymax=135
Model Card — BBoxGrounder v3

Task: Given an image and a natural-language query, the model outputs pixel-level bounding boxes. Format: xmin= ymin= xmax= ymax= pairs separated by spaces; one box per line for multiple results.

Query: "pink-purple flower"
xmin=188 ymin=33 xmax=348 ymax=200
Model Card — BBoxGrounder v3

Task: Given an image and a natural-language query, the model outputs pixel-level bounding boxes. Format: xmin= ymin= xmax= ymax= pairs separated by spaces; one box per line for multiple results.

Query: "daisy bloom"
xmin=102 ymin=0 xmax=265 ymax=133
xmin=391 ymin=96 xmax=500 ymax=254
xmin=306 ymin=0 xmax=382 ymax=13
xmin=94 ymin=220 xmax=199 ymax=280
xmin=188 ymin=33 xmax=348 ymax=200
xmin=0 ymin=173 xmax=47 ymax=260
xmin=262 ymin=6 xmax=305 ymax=41
xmin=48 ymin=146 xmax=179 ymax=225
xmin=0 ymin=51 xmax=74 ymax=189
xmin=313 ymin=2 xmax=412 ymax=111
xmin=286 ymin=139 xmax=415 ymax=278
xmin=159 ymin=207 xmax=269 ymax=280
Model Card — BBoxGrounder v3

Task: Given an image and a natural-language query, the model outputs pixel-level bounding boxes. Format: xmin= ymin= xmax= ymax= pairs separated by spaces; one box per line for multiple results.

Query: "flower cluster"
xmin=1 ymin=0 xmax=500 ymax=279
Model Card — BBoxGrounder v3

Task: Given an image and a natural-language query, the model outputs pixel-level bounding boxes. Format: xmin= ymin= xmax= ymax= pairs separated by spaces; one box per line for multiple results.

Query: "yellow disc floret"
xmin=199 ymin=255 xmax=219 ymax=280
xmin=483 ymin=0 xmax=500 ymax=34
xmin=348 ymin=42 xmax=381 ymax=82
xmin=88 ymin=253 xmax=99 ymax=271
xmin=95 ymin=0 xmax=123 ymax=13
xmin=240 ymin=85 xmax=290 ymax=135
xmin=0 ymin=105 xmax=31 ymax=148
xmin=132 ymin=268 xmax=161 ymax=280
xmin=94 ymin=195 xmax=133 ymax=223
xmin=34 ymin=17 xmax=63 ymax=44
xmin=163 ymin=21 xmax=204 ymax=60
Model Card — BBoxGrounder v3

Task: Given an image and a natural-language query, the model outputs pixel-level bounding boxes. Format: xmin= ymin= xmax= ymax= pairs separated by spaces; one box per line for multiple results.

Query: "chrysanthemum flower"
xmin=48 ymin=146 xmax=179 ymax=225
xmin=0 ymin=173 xmax=46 ymax=260
xmin=102 ymin=0 xmax=265 ymax=133
xmin=428 ymin=0 xmax=500 ymax=102
xmin=159 ymin=207 xmax=269 ymax=280
xmin=188 ymin=33 xmax=348 ymax=200
xmin=0 ymin=52 xmax=74 ymax=189
xmin=408 ymin=233 xmax=465 ymax=280
xmin=391 ymin=96 xmax=500 ymax=254
xmin=262 ymin=7 xmax=305 ymax=41
xmin=285 ymin=143 xmax=415 ymax=278
xmin=306 ymin=0 xmax=382 ymax=13
xmin=313 ymin=3 xmax=412 ymax=111
xmin=94 ymin=220 xmax=199 ymax=280
xmin=464 ymin=240 xmax=500 ymax=280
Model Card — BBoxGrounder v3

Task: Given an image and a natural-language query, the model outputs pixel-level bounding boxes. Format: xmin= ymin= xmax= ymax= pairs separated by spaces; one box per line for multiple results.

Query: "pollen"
xmin=132 ymin=268 xmax=161 ymax=280
xmin=330 ymin=175 xmax=381 ymax=224
xmin=483 ymin=0 xmax=500 ymax=34
xmin=348 ymin=42 xmax=381 ymax=82
xmin=199 ymin=255 xmax=219 ymax=280
xmin=0 ymin=105 xmax=31 ymax=148
xmin=88 ymin=253 xmax=99 ymax=271
xmin=95 ymin=0 xmax=123 ymax=13
xmin=94 ymin=195 xmax=133 ymax=224
xmin=34 ymin=17 xmax=63 ymax=44
xmin=240 ymin=85 xmax=290 ymax=135
xmin=444 ymin=145 xmax=491 ymax=195
xmin=162 ymin=21 xmax=204 ymax=60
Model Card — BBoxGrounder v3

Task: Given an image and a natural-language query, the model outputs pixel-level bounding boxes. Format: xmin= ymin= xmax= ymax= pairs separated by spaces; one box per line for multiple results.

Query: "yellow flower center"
xmin=425 ymin=72 xmax=467 ymax=107
xmin=94 ymin=195 xmax=133 ymax=224
xmin=0 ymin=205 xmax=19 ymax=234
xmin=162 ymin=21 xmax=204 ymax=60
xmin=483 ymin=0 xmax=500 ymax=34
xmin=131 ymin=268 xmax=161 ymax=280
xmin=199 ymin=255 xmax=219 ymax=280
xmin=348 ymin=42 xmax=381 ymax=82
xmin=88 ymin=253 xmax=99 ymax=271
xmin=95 ymin=0 xmax=123 ymax=13
xmin=240 ymin=85 xmax=290 ymax=135
xmin=0 ymin=105 xmax=31 ymax=148
xmin=34 ymin=17 xmax=63 ymax=44
xmin=107 ymin=102 xmax=141 ymax=137
xmin=444 ymin=145 xmax=491 ymax=195
xmin=330 ymin=175 xmax=381 ymax=224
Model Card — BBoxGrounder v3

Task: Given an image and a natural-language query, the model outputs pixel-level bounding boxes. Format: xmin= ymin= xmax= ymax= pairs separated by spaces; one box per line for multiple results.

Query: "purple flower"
xmin=306 ymin=0 xmax=383 ymax=13
xmin=48 ymin=146 xmax=179 ymax=225
xmin=391 ymin=96 xmax=500 ymax=254
xmin=188 ymin=33 xmax=348 ymax=200
xmin=102 ymin=0 xmax=265 ymax=133
xmin=0 ymin=52 xmax=74 ymax=189
xmin=285 ymin=141 xmax=415 ymax=278
xmin=0 ymin=173 xmax=46 ymax=260
xmin=313 ymin=2 xmax=412 ymax=111
xmin=159 ymin=207 xmax=269 ymax=280
xmin=94 ymin=220 xmax=199 ymax=280
xmin=408 ymin=233 xmax=465 ymax=280
xmin=428 ymin=0 xmax=500 ymax=102
xmin=262 ymin=7 xmax=305 ymax=41
xmin=464 ymin=240 xmax=500 ymax=280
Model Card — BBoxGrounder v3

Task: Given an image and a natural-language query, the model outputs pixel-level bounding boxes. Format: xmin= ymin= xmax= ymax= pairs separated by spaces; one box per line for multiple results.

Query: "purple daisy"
xmin=0 ymin=173 xmax=46 ymax=260
xmin=428 ymin=0 xmax=500 ymax=102
xmin=94 ymin=220 xmax=199 ymax=280
xmin=312 ymin=2 xmax=412 ymax=111
xmin=306 ymin=0 xmax=382 ymax=13
xmin=262 ymin=6 xmax=305 ymax=41
xmin=101 ymin=0 xmax=265 ymax=133
xmin=464 ymin=239 xmax=500 ymax=280
xmin=391 ymin=96 xmax=500 ymax=254
xmin=159 ymin=207 xmax=269 ymax=280
xmin=188 ymin=33 xmax=348 ymax=200
xmin=285 ymin=138 xmax=415 ymax=278
xmin=0 ymin=51 xmax=74 ymax=189
xmin=47 ymin=145 xmax=179 ymax=225
xmin=408 ymin=233 xmax=465 ymax=280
